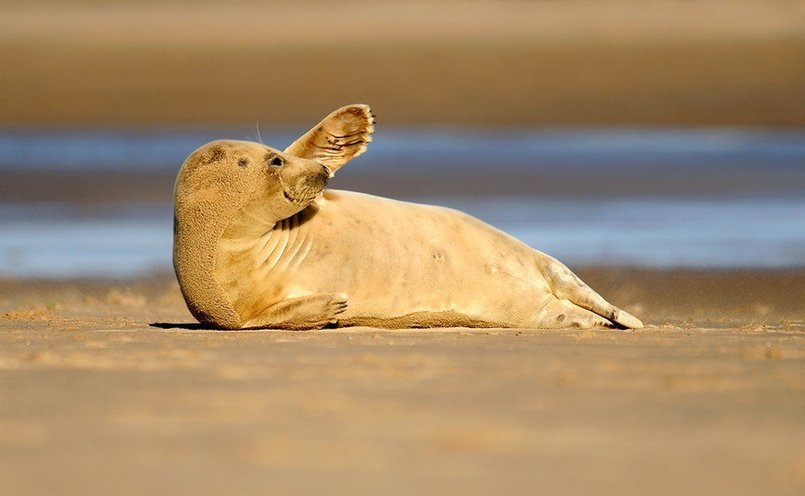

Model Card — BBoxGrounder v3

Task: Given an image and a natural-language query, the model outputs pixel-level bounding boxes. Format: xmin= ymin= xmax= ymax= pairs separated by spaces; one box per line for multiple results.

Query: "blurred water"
xmin=1 ymin=126 xmax=804 ymax=171
xmin=0 ymin=197 xmax=803 ymax=277
xmin=0 ymin=204 xmax=168 ymax=278
xmin=0 ymin=128 xmax=803 ymax=277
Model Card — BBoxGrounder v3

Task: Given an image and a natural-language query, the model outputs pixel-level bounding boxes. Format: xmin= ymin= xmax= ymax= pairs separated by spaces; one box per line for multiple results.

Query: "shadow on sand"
xmin=149 ymin=322 xmax=213 ymax=330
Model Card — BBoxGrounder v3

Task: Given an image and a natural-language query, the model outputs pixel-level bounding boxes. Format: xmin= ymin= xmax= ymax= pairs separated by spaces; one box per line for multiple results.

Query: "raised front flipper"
xmin=284 ymin=104 xmax=375 ymax=174
xmin=243 ymin=293 xmax=348 ymax=330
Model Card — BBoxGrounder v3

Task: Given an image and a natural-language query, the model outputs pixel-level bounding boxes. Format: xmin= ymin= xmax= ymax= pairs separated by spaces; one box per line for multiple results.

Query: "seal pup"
xmin=173 ymin=104 xmax=643 ymax=330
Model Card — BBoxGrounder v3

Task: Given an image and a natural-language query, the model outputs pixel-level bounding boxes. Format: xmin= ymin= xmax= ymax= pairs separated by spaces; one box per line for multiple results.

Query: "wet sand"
xmin=1 ymin=268 xmax=803 ymax=495
xmin=5 ymin=157 xmax=805 ymax=204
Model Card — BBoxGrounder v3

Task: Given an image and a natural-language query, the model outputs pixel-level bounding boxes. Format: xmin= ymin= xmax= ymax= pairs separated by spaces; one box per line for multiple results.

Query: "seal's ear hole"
xmin=270 ymin=156 xmax=284 ymax=168
xmin=238 ymin=158 xmax=249 ymax=168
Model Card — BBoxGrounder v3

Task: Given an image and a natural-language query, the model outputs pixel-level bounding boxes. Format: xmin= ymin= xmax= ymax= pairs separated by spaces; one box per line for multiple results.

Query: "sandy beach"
xmin=1 ymin=269 xmax=803 ymax=495
xmin=2 ymin=1 xmax=804 ymax=494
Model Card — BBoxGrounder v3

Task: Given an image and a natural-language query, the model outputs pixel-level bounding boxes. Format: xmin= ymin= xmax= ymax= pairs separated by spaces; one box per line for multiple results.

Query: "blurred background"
xmin=0 ymin=0 xmax=803 ymax=277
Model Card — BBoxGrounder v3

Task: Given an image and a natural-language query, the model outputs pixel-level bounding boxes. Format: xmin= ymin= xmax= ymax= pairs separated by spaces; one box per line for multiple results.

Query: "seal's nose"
xmin=321 ymin=163 xmax=333 ymax=179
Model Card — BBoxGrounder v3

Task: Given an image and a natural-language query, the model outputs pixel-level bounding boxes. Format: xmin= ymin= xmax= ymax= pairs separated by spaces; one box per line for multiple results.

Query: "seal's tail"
xmin=538 ymin=253 xmax=644 ymax=329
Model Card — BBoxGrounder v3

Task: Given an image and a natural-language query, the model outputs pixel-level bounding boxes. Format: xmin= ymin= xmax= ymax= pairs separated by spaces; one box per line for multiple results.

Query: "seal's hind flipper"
xmin=538 ymin=253 xmax=644 ymax=329
xmin=285 ymin=104 xmax=375 ymax=174
xmin=538 ymin=298 xmax=617 ymax=328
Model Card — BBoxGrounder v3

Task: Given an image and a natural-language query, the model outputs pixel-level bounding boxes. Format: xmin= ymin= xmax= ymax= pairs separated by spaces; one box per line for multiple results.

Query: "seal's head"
xmin=176 ymin=140 xmax=331 ymax=227
xmin=173 ymin=140 xmax=332 ymax=328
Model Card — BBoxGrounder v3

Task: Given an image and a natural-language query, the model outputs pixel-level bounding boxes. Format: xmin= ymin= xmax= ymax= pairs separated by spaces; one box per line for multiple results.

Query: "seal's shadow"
xmin=148 ymin=321 xmax=340 ymax=331
xmin=149 ymin=322 xmax=212 ymax=330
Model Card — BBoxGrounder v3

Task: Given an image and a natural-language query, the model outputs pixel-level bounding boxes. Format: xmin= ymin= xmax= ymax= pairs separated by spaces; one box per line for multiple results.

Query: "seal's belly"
xmin=291 ymin=190 xmax=551 ymax=320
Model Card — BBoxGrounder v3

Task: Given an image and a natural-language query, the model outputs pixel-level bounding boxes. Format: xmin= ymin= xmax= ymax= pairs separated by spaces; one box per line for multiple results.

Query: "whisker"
xmin=255 ymin=121 xmax=263 ymax=144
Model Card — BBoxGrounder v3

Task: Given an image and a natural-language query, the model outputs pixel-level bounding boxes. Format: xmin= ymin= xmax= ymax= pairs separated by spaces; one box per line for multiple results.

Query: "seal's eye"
xmin=270 ymin=156 xmax=284 ymax=168
xmin=238 ymin=158 xmax=248 ymax=168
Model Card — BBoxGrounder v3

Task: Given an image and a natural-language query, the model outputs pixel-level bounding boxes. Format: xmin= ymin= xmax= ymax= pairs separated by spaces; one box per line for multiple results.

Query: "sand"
xmin=1 ymin=268 xmax=803 ymax=495
xmin=1 ymin=0 xmax=804 ymax=127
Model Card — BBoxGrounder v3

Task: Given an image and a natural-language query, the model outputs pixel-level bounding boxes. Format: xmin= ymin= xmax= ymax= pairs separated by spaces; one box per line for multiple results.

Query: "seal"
xmin=173 ymin=104 xmax=644 ymax=330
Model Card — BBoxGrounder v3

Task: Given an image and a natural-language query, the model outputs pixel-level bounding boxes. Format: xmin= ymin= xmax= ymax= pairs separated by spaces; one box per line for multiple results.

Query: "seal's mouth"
xmin=278 ymin=174 xmax=312 ymax=204
xmin=276 ymin=165 xmax=329 ymax=205
xmin=282 ymin=189 xmax=301 ymax=203
xmin=282 ymin=188 xmax=318 ymax=204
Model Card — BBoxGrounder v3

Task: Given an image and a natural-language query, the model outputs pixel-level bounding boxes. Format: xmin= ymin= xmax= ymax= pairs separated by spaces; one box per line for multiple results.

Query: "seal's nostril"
xmin=321 ymin=164 xmax=333 ymax=178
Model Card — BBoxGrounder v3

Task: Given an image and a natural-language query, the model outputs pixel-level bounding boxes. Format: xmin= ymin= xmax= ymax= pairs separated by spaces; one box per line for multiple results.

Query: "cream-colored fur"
xmin=173 ymin=104 xmax=644 ymax=330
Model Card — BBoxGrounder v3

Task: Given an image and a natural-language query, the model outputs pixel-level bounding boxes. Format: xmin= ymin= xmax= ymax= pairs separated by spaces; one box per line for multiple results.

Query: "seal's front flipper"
xmin=284 ymin=104 xmax=374 ymax=174
xmin=244 ymin=293 xmax=348 ymax=330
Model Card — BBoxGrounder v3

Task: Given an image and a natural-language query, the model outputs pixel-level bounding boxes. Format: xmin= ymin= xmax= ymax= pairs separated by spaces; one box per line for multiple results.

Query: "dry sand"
xmin=1 ymin=268 xmax=803 ymax=495
xmin=1 ymin=0 xmax=804 ymax=126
